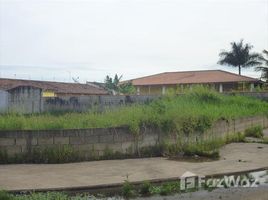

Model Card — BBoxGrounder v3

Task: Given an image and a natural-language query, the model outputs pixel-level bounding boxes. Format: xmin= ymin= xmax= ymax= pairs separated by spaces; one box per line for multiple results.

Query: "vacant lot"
xmin=0 ymin=88 xmax=268 ymax=132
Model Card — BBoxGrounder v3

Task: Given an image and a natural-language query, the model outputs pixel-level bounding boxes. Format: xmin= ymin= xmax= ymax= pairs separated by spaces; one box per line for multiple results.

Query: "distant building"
xmin=123 ymin=70 xmax=261 ymax=95
xmin=0 ymin=78 xmax=109 ymax=97
xmin=0 ymin=78 xmax=109 ymax=113
xmin=7 ymin=86 xmax=43 ymax=113
xmin=0 ymin=90 xmax=8 ymax=112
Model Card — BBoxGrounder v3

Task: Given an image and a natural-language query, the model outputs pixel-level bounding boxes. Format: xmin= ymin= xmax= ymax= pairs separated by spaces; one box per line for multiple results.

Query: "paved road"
xmin=0 ymin=143 xmax=268 ymax=191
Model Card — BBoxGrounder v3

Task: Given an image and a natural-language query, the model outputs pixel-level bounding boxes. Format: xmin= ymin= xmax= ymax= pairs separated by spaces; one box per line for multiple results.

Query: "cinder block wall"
xmin=0 ymin=90 xmax=8 ymax=112
xmin=43 ymin=95 xmax=160 ymax=113
xmin=0 ymin=116 xmax=267 ymax=160
xmin=8 ymin=86 xmax=42 ymax=113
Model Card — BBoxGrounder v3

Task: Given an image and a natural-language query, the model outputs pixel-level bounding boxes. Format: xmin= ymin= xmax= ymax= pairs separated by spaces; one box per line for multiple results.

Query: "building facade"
xmin=124 ymin=70 xmax=260 ymax=95
xmin=0 ymin=78 xmax=109 ymax=113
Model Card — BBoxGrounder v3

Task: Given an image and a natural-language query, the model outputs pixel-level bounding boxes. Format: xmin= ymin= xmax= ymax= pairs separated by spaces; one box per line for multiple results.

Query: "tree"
xmin=119 ymin=82 xmax=136 ymax=94
xmin=104 ymin=74 xmax=135 ymax=94
xmin=255 ymin=49 xmax=268 ymax=82
xmin=218 ymin=40 xmax=262 ymax=75
xmin=104 ymin=74 xmax=121 ymax=94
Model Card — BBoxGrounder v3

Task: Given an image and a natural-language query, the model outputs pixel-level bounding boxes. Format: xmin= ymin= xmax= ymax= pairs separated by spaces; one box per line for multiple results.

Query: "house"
xmin=7 ymin=86 xmax=43 ymax=113
xmin=0 ymin=90 xmax=8 ymax=112
xmin=123 ymin=70 xmax=261 ymax=95
xmin=0 ymin=78 xmax=109 ymax=113
xmin=0 ymin=78 xmax=109 ymax=97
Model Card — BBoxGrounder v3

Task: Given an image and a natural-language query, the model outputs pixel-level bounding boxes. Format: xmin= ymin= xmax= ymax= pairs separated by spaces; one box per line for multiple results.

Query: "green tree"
xmin=104 ymin=74 xmax=135 ymax=94
xmin=104 ymin=74 xmax=122 ymax=94
xmin=218 ymin=40 xmax=262 ymax=75
xmin=255 ymin=50 xmax=268 ymax=82
xmin=119 ymin=82 xmax=136 ymax=94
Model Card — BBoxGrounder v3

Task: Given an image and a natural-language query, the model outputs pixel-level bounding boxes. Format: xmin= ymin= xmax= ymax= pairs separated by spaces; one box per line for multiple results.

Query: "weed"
xmin=225 ymin=132 xmax=246 ymax=143
xmin=139 ymin=181 xmax=152 ymax=196
xmin=261 ymin=138 xmax=268 ymax=144
xmin=139 ymin=145 xmax=164 ymax=157
xmin=0 ymin=145 xmax=81 ymax=164
xmin=181 ymin=139 xmax=224 ymax=159
xmin=122 ymin=180 xmax=136 ymax=198
xmin=244 ymin=126 xmax=263 ymax=138
xmin=148 ymin=182 xmax=180 ymax=196
xmin=0 ymin=190 xmax=13 ymax=200
xmin=0 ymin=87 xmax=267 ymax=135
xmin=30 ymin=145 xmax=80 ymax=164
xmin=159 ymin=182 xmax=180 ymax=196
xmin=0 ymin=150 xmax=8 ymax=164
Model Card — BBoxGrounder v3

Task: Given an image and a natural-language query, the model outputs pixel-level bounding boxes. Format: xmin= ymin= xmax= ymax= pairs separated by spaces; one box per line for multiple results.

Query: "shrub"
xmin=30 ymin=145 xmax=80 ymax=164
xmin=140 ymin=181 xmax=152 ymax=196
xmin=261 ymin=138 xmax=268 ymax=144
xmin=182 ymin=140 xmax=224 ymax=159
xmin=187 ymin=86 xmax=222 ymax=104
xmin=139 ymin=145 xmax=164 ymax=157
xmin=225 ymin=132 xmax=246 ymax=143
xmin=0 ymin=191 xmax=13 ymax=200
xmin=244 ymin=126 xmax=263 ymax=138
xmin=14 ymin=192 xmax=69 ymax=200
xmin=0 ymin=150 xmax=8 ymax=164
xmin=159 ymin=182 xmax=180 ymax=196
xmin=122 ymin=180 xmax=136 ymax=198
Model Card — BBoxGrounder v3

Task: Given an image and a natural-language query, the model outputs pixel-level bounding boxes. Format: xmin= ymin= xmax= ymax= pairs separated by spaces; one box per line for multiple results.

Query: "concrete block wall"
xmin=0 ymin=115 xmax=267 ymax=161
xmin=204 ymin=116 xmax=268 ymax=140
xmin=8 ymin=86 xmax=43 ymax=113
xmin=1 ymin=92 xmax=268 ymax=114
xmin=43 ymin=95 xmax=160 ymax=113
xmin=233 ymin=92 xmax=268 ymax=101
xmin=0 ymin=90 xmax=8 ymax=112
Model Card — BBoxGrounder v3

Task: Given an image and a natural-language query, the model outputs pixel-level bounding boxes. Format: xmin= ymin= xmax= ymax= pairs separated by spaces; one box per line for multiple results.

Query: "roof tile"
xmin=127 ymin=70 xmax=259 ymax=86
xmin=0 ymin=78 xmax=108 ymax=95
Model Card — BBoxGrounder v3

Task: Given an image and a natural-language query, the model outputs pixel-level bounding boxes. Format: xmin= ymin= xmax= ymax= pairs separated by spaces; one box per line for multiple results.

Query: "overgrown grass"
xmin=0 ymin=86 xmax=267 ymax=133
xmin=0 ymin=191 xmax=87 ymax=200
xmin=244 ymin=126 xmax=263 ymax=138
xmin=0 ymin=145 xmax=85 ymax=164
xmin=261 ymin=138 xmax=268 ymax=144
xmin=163 ymin=132 xmax=246 ymax=159
xmin=122 ymin=180 xmax=137 ymax=198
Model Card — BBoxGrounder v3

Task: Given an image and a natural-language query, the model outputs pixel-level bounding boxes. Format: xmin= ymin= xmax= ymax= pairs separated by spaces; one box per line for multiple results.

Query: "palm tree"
xmin=255 ymin=50 xmax=268 ymax=82
xmin=218 ymin=40 xmax=262 ymax=75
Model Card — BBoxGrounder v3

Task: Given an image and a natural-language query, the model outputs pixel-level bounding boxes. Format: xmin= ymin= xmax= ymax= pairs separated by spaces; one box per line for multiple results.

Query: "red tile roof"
xmin=0 ymin=78 xmax=108 ymax=95
xmin=125 ymin=70 xmax=259 ymax=86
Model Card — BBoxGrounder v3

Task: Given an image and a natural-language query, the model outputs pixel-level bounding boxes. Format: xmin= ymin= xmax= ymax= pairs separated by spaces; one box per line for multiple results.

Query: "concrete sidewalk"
xmin=0 ymin=143 xmax=268 ymax=191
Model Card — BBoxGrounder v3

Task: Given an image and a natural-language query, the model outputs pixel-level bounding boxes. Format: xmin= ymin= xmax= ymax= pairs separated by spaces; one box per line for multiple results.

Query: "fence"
xmin=1 ymin=90 xmax=268 ymax=114
xmin=43 ymin=95 xmax=159 ymax=112
xmin=0 ymin=90 xmax=8 ymax=112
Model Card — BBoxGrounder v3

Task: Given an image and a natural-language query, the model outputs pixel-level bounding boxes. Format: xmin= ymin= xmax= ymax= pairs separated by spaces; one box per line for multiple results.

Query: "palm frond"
xmin=244 ymin=60 xmax=262 ymax=67
xmin=258 ymin=50 xmax=268 ymax=65
xmin=255 ymin=66 xmax=268 ymax=71
xmin=218 ymin=40 xmax=262 ymax=73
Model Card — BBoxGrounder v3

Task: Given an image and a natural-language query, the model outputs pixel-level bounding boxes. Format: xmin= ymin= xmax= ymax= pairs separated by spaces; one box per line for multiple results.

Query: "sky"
xmin=0 ymin=0 xmax=268 ymax=83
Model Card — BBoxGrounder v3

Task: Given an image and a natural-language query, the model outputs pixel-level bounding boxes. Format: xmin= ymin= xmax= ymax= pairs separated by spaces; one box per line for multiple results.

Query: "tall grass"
xmin=0 ymin=87 xmax=267 ymax=132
